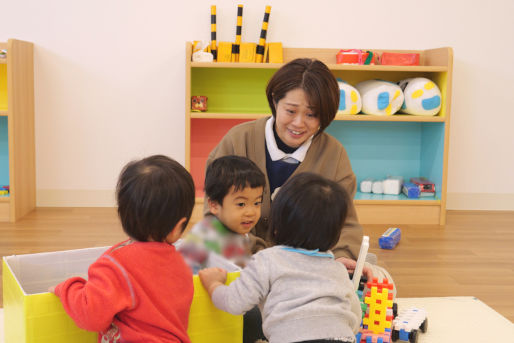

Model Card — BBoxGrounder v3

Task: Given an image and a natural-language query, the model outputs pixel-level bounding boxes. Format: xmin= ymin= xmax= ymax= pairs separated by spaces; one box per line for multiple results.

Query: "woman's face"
xmin=274 ymin=88 xmax=320 ymax=148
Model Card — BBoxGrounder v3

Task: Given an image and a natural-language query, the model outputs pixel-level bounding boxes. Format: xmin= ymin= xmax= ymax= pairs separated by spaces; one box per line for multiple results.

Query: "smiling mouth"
xmin=289 ymin=129 xmax=304 ymax=136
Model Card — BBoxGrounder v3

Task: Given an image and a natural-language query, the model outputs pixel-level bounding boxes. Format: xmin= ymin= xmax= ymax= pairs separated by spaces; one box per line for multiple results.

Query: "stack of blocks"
xmin=2 ymin=247 xmax=243 ymax=343
xmin=356 ymin=278 xmax=394 ymax=343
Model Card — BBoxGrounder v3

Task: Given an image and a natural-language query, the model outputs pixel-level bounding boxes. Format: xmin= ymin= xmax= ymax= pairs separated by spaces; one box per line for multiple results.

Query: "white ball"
xmin=398 ymin=77 xmax=442 ymax=116
xmin=355 ymin=80 xmax=404 ymax=115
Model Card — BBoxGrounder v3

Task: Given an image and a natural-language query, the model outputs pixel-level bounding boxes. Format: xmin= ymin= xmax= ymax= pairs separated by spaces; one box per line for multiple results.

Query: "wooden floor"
xmin=1 ymin=208 xmax=513 ymax=322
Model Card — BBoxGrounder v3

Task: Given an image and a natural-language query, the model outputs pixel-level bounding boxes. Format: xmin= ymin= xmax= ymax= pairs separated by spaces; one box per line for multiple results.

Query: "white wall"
xmin=1 ymin=0 xmax=513 ymax=210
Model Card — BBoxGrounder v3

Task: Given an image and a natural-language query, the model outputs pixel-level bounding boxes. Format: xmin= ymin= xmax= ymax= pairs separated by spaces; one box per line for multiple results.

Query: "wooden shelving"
xmin=0 ymin=39 xmax=36 ymax=222
xmin=185 ymin=43 xmax=453 ymax=225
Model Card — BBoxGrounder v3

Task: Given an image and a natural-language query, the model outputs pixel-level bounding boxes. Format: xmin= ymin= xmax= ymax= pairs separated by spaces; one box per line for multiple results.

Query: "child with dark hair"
xmin=179 ymin=155 xmax=265 ymax=269
xmin=199 ymin=172 xmax=362 ymax=343
xmin=50 ymin=155 xmax=196 ymax=343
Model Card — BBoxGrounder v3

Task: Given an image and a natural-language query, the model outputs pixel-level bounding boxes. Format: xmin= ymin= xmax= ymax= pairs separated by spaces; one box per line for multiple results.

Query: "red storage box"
xmin=380 ymin=52 xmax=420 ymax=66
xmin=336 ymin=49 xmax=376 ymax=65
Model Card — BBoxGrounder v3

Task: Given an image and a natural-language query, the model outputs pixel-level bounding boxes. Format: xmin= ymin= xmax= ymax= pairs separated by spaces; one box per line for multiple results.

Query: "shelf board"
xmin=335 ymin=114 xmax=445 ymax=122
xmin=0 ymin=196 xmax=10 ymax=202
xmin=0 ymin=59 xmax=6 ymax=64
xmin=355 ymin=191 xmax=440 ymax=205
xmin=191 ymin=61 xmax=447 ymax=72
xmin=0 ymin=110 xmax=7 ymax=116
xmin=191 ymin=112 xmax=270 ymax=120
xmin=195 ymin=194 xmax=440 ymax=205
xmin=190 ymin=112 xmax=445 ymax=122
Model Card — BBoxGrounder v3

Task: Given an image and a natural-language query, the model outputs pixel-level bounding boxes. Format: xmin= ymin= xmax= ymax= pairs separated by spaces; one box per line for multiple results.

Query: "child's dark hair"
xmin=116 ymin=155 xmax=195 ymax=242
xmin=271 ymin=172 xmax=349 ymax=251
xmin=205 ymin=155 xmax=265 ymax=205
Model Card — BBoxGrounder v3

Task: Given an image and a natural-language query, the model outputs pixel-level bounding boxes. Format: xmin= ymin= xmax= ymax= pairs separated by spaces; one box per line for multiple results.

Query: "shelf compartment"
xmin=191 ymin=67 xmax=448 ymax=119
xmin=325 ymin=121 xmax=444 ymax=196
xmin=0 ymin=64 xmax=7 ymax=111
xmin=191 ymin=113 xmax=445 ymax=122
xmin=0 ymin=116 xmax=9 ymax=188
xmin=191 ymin=68 xmax=273 ymax=114
xmin=190 ymin=118 xmax=252 ymax=197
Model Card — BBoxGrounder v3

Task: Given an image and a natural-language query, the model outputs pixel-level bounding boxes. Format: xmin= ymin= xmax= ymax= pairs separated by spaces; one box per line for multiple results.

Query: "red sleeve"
xmin=54 ymin=255 xmax=134 ymax=332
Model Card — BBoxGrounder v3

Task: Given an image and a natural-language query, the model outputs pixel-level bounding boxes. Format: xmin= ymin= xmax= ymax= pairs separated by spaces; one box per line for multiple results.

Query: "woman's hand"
xmin=199 ymin=267 xmax=227 ymax=296
xmin=336 ymin=256 xmax=373 ymax=280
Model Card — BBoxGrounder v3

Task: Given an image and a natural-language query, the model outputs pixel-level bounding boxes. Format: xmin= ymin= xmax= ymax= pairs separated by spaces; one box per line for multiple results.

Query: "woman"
xmin=206 ymin=58 xmax=396 ymax=343
xmin=206 ymin=58 xmax=363 ymax=267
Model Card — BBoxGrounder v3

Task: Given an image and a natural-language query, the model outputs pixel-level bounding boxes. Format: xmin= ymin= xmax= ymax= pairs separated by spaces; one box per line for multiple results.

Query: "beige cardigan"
xmin=205 ymin=117 xmax=363 ymax=259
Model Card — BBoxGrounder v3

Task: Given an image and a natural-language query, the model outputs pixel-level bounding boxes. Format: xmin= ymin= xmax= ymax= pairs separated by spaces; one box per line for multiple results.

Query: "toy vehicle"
xmin=391 ymin=307 xmax=428 ymax=343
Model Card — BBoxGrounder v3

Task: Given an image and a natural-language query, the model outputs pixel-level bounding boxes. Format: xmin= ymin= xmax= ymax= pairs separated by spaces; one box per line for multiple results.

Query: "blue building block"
xmin=379 ymin=227 xmax=401 ymax=249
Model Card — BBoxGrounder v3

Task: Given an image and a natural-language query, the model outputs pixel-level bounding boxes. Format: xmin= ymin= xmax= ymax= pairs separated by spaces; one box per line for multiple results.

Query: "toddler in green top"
xmin=178 ymin=155 xmax=265 ymax=270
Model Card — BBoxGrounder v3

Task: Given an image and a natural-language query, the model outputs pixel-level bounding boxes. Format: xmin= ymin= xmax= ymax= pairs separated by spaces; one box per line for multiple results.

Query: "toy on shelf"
xmin=210 ymin=6 xmax=217 ymax=61
xmin=192 ymin=41 xmax=213 ymax=62
xmin=191 ymin=96 xmax=208 ymax=112
xmin=402 ymin=182 xmax=420 ymax=198
xmin=336 ymin=49 xmax=376 ymax=65
xmin=398 ymin=78 xmax=441 ymax=116
xmin=337 ymin=78 xmax=362 ymax=115
xmin=383 ymin=176 xmax=404 ymax=195
xmin=356 ymin=80 xmax=404 ymax=115
xmin=255 ymin=6 xmax=271 ymax=63
xmin=360 ymin=178 xmax=374 ymax=193
xmin=231 ymin=5 xmax=243 ymax=62
xmin=217 ymin=42 xmax=233 ymax=62
xmin=410 ymin=177 xmax=435 ymax=197
xmin=379 ymin=227 xmax=401 ymax=249
xmin=372 ymin=180 xmax=384 ymax=194
xmin=0 ymin=49 xmax=6 ymax=59
xmin=267 ymin=42 xmax=283 ymax=63
xmin=391 ymin=307 xmax=428 ymax=343
xmin=239 ymin=42 xmax=256 ymax=62
xmin=380 ymin=52 xmax=420 ymax=66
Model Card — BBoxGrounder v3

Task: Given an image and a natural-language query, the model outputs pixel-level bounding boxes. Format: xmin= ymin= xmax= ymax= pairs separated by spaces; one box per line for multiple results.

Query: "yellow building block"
xmin=3 ymin=247 xmax=242 ymax=343
xmin=239 ymin=43 xmax=256 ymax=63
xmin=268 ymin=42 xmax=283 ymax=63
xmin=217 ymin=42 xmax=233 ymax=62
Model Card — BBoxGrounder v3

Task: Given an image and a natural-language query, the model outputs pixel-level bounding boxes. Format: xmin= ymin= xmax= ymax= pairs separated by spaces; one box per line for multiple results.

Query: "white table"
xmin=1 ymin=297 xmax=513 ymax=342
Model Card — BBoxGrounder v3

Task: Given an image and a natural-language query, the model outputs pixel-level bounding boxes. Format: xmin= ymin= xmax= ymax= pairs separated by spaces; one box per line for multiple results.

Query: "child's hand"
xmin=336 ymin=257 xmax=373 ymax=280
xmin=199 ymin=267 xmax=227 ymax=296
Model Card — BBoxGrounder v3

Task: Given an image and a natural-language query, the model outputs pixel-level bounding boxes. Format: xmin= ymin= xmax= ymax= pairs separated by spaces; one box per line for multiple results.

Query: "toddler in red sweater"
xmin=50 ymin=155 xmax=196 ymax=343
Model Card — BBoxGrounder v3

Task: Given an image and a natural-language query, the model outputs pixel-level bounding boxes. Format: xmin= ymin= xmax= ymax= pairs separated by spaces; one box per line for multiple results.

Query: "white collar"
xmin=265 ymin=117 xmax=313 ymax=164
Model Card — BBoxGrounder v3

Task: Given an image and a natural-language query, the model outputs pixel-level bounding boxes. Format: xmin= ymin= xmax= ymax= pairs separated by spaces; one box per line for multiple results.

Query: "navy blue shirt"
xmin=265 ymin=126 xmax=300 ymax=196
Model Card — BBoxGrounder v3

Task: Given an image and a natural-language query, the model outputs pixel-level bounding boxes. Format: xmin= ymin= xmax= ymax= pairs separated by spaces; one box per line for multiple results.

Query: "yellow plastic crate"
xmin=3 ymin=247 xmax=242 ymax=343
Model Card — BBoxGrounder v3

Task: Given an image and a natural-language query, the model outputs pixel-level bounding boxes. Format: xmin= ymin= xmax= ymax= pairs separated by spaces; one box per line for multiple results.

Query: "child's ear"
xmin=208 ymin=198 xmax=221 ymax=215
xmin=165 ymin=217 xmax=188 ymax=244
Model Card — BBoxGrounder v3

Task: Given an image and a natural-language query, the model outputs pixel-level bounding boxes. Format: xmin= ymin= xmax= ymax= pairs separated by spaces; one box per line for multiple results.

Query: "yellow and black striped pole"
xmin=231 ymin=5 xmax=243 ymax=62
xmin=255 ymin=6 xmax=271 ymax=63
xmin=211 ymin=5 xmax=217 ymax=61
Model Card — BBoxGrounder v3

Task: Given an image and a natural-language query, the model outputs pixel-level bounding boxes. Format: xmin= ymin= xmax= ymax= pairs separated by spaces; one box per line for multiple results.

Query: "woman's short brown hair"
xmin=266 ymin=58 xmax=339 ymax=133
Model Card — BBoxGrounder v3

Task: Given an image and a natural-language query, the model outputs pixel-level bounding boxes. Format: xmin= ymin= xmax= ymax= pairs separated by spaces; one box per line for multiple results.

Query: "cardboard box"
xmin=3 ymin=247 xmax=242 ymax=343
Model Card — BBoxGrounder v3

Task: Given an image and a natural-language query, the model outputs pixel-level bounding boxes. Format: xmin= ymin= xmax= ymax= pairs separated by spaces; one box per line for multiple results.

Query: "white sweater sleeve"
xmin=211 ymin=252 xmax=270 ymax=315
xmin=348 ymin=283 xmax=363 ymax=333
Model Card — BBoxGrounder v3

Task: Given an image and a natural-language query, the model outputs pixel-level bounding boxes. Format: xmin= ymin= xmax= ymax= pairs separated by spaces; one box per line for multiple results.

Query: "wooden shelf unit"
xmin=0 ymin=39 xmax=36 ymax=222
xmin=185 ymin=43 xmax=453 ymax=225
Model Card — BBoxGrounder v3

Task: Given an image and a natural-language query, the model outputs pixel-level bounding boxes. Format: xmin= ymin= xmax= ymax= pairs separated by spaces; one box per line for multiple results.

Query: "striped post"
xmin=255 ymin=6 xmax=271 ymax=63
xmin=231 ymin=5 xmax=243 ymax=62
xmin=211 ymin=5 xmax=217 ymax=61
